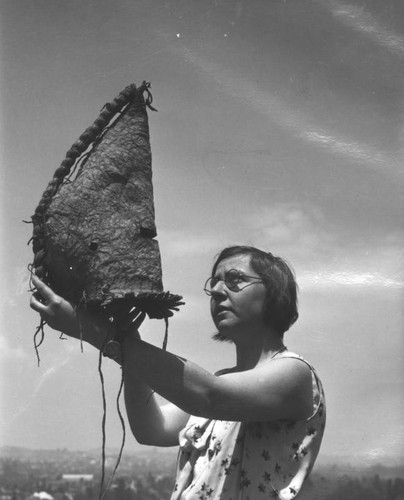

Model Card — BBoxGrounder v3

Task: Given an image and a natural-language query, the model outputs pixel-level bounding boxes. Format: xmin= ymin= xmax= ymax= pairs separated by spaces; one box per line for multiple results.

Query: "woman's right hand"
xmin=30 ymin=275 xmax=81 ymax=338
xmin=29 ymin=275 xmax=144 ymax=352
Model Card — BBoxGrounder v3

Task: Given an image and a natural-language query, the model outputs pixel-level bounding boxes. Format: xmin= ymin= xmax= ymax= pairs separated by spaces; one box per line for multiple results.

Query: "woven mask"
xmin=31 ymin=82 xmax=183 ymax=321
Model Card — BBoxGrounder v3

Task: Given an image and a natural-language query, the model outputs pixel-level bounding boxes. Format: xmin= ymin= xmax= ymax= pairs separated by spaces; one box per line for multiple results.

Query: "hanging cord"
xmin=98 ymin=339 xmax=108 ymax=499
xmin=97 ymin=318 xmax=130 ymax=500
xmin=103 ymin=308 xmax=147 ymax=487
xmin=99 ymin=360 xmax=126 ymax=500
xmin=33 ymin=318 xmax=46 ymax=367
xmin=28 ymin=265 xmax=47 ymax=367
xmin=76 ymin=294 xmax=89 ymax=354
xmin=139 ymin=81 xmax=158 ymax=112
xmin=162 ymin=317 xmax=169 ymax=351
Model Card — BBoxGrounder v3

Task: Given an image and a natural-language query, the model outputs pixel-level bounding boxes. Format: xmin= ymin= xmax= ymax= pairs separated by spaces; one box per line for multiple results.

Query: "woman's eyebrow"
xmin=214 ymin=269 xmax=239 ymax=276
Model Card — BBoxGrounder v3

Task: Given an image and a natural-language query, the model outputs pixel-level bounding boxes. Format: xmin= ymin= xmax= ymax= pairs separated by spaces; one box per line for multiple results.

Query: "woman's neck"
xmin=234 ymin=329 xmax=285 ymax=371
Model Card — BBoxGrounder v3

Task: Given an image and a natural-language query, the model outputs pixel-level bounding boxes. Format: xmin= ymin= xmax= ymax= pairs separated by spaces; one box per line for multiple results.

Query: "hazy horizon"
xmin=1 ymin=443 xmax=403 ymax=469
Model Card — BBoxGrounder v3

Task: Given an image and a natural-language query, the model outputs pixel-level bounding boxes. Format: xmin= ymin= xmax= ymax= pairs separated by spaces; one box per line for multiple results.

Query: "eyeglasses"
xmin=204 ymin=269 xmax=264 ymax=296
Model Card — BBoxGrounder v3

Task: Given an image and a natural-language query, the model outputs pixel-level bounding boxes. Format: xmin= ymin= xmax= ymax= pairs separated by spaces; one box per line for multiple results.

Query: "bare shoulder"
xmin=267 ymin=356 xmax=314 ymax=419
xmin=255 ymin=354 xmax=313 ymax=380
xmin=211 ymin=355 xmax=314 ymax=421
xmin=255 ymin=356 xmax=313 ymax=419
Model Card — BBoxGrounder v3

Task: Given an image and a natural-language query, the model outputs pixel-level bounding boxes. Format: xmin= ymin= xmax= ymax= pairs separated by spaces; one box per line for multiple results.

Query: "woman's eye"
xmin=227 ymin=279 xmax=238 ymax=287
xmin=225 ymin=271 xmax=242 ymax=287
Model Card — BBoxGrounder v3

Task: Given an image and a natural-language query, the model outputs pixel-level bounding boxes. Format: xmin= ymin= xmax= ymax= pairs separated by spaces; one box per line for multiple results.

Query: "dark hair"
xmin=211 ymin=246 xmax=299 ymax=335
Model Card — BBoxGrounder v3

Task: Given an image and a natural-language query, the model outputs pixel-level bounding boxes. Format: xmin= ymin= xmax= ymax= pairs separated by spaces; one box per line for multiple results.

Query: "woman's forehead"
xmin=214 ymin=254 xmax=255 ymax=274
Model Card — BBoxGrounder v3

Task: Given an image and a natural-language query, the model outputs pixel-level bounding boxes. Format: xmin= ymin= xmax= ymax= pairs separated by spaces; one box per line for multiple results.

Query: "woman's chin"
xmin=214 ymin=319 xmax=232 ymax=333
xmin=213 ymin=321 xmax=239 ymax=340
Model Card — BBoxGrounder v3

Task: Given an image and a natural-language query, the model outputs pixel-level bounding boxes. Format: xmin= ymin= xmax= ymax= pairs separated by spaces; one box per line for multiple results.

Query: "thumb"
xmin=132 ymin=311 xmax=146 ymax=330
xmin=119 ymin=309 xmax=146 ymax=333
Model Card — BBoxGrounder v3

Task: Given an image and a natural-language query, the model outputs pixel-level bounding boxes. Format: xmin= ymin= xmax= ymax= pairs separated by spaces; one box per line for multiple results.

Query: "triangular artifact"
xmin=31 ymin=82 xmax=183 ymax=320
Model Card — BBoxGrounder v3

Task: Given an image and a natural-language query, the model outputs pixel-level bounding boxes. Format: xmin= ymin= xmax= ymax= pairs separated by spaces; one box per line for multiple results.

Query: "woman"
xmin=30 ymin=245 xmax=326 ymax=500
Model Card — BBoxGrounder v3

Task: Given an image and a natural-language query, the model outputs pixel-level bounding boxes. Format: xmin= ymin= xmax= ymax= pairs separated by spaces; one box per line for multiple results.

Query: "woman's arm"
xmin=123 ymin=369 xmax=190 ymax=446
xmin=123 ymin=333 xmax=313 ymax=423
xmin=29 ymin=276 xmax=189 ymax=446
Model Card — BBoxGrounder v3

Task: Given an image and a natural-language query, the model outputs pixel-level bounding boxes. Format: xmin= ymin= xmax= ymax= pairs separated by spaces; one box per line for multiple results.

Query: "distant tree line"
xmin=299 ymin=473 xmax=404 ymax=500
xmin=324 ymin=475 xmax=404 ymax=500
xmin=1 ymin=456 xmax=404 ymax=500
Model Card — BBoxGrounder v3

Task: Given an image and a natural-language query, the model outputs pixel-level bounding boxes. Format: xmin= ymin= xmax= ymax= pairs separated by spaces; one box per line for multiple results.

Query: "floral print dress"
xmin=170 ymin=352 xmax=326 ymax=500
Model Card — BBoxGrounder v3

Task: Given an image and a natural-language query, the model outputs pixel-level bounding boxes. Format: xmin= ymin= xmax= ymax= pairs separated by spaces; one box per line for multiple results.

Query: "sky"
xmin=0 ymin=0 xmax=403 ymax=468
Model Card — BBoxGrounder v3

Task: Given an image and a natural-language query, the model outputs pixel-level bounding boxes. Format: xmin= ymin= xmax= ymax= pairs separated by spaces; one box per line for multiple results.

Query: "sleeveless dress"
xmin=170 ymin=352 xmax=326 ymax=500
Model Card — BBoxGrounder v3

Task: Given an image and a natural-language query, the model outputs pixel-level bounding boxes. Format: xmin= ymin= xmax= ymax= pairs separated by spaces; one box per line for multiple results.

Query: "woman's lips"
xmin=215 ymin=306 xmax=232 ymax=315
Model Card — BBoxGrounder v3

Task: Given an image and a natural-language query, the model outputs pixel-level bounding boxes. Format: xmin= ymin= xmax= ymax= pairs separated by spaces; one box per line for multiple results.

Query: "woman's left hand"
xmin=117 ymin=307 xmax=146 ymax=339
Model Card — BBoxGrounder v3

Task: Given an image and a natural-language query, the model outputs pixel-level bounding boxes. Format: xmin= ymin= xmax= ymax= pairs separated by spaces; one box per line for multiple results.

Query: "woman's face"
xmin=209 ymin=254 xmax=267 ymax=336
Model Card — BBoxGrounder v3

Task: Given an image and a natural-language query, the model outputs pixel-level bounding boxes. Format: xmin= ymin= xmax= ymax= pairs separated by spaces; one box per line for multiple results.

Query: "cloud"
xmin=0 ymin=266 xmax=32 ymax=308
xmin=0 ymin=335 xmax=28 ymax=361
xmin=300 ymin=271 xmax=403 ymax=290
xmin=7 ymin=341 xmax=76 ymax=423
xmin=159 ymin=201 xmax=403 ymax=291
xmin=172 ymin=44 xmax=402 ymax=175
xmin=244 ymin=202 xmax=333 ymax=257
xmin=244 ymin=202 xmax=404 ymax=289
xmin=15 ymin=266 xmax=32 ymax=297
xmin=318 ymin=0 xmax=404 ymax=59
xmin=158 ymin=229 xmax=229 ymax=258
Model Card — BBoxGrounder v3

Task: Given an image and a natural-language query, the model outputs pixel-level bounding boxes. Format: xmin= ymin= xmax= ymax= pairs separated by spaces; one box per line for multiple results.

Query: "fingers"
xmin=31 ymin=274 xmax=53 ymax=299
xmin=30 ymin=275 xmax=49 ymax=312
xmin=30 ymin=292 xmax=47 ymax=314
xmin=30 ymin=275 xmax=61 ymax=319
xmin=128 ymin=308 xmax=146 ymax=330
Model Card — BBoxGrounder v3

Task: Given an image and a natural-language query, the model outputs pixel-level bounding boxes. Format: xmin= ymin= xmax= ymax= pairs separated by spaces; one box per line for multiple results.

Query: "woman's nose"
xmin=210 ymin=279 xmax=227 ymax=297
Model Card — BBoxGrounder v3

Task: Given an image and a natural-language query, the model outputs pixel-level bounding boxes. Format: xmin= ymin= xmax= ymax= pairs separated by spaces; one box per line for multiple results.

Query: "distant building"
xmin=61 ymin=475 xmax=94 ymax=482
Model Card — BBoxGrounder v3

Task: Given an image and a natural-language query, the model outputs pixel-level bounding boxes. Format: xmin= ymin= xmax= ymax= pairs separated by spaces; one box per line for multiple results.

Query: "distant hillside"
xmin=0 ymin=445 xmax=177 ymax=460
xmin=1 ymin=446 xmax=402 ymax=478
xmin=1 ymin=446 xmax=403 ymax=500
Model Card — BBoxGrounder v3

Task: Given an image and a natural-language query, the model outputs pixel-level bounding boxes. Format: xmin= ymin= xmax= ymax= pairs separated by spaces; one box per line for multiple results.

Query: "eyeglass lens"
xmin=205 ymin=269 xmax=262 ymax=295
xmin=209 ymin=269 xmax=240 ymax=290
